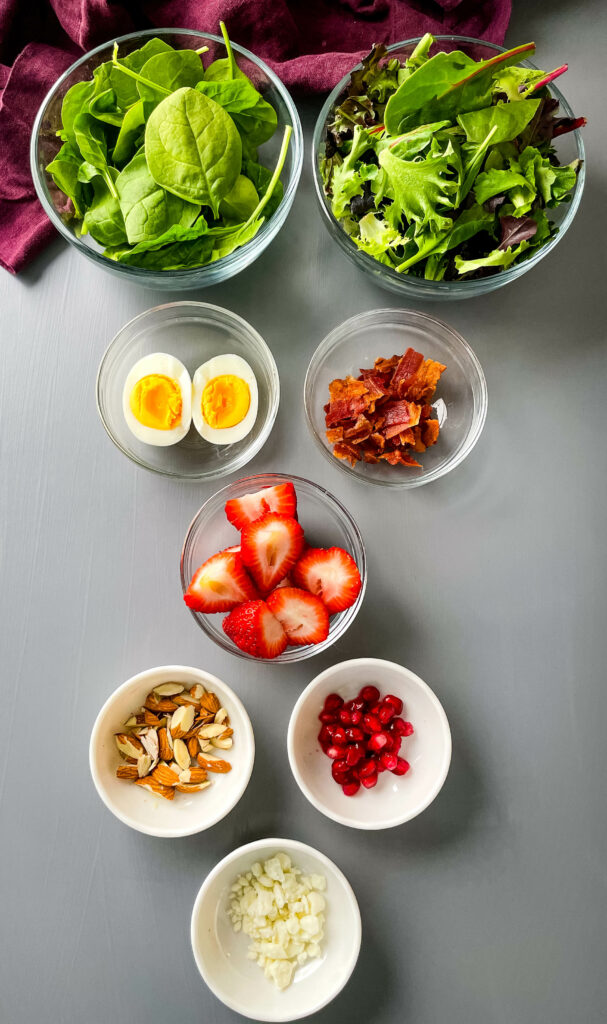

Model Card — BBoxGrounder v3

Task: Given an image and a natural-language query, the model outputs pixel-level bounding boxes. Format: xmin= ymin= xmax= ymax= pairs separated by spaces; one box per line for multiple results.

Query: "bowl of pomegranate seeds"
xmin=181 ymin=474 xmax=366 ymax=662
xmin=288 ymin=658 xmax=451 ymax=829
xmin=304 ymin=308 xmax=487 ymax=488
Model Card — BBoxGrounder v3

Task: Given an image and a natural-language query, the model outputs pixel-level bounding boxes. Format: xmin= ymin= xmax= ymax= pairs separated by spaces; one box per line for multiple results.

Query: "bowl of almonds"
xmin=89 ymin=665 xmax=255 ymax=837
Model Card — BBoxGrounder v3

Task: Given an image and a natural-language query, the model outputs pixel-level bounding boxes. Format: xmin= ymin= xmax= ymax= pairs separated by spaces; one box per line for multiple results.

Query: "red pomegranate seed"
xmin=358 ymin=758 xmax=376 ymax=778
xmin=318 ymin=725 xmax=333 ymax=745
xmin=380 ymin=751 xmax=398 ymax=771
xmin=346 ymin=743 xmax=365 ymax=767
xmin=350 ymin=709 xmax=363 ymax=725
xmin=359 ymin=685 xmax=380 ymax=704
xmin=342 ymin=780 xmax=360 ymax=797
xmin=378 ymin=704 xmax=395 ymax=725
xmin=384 ymin=694 xmax=403 ymax=714
xmin=332 ymin=726 xmax=347 ymax=746
xmin=318 ymin=710 xmax=336 ymax=724
xmin=338 ymin=708 xmax=353 ymax=726
xmin=369 ymin=702 xmax=381 ymax=715
xmin=343 ymin=699 xmax=356 ymax=712
xmin=388 ymin=731 xmax=403 ymax=753
xmin=363 ymin=713 xmax=382 ymax=734
xmin=392 ymin=717 xmax=407 ymax=735
xmin=332 ymin=757 xmax=349 ymax=775
xmin=345 ymin=726 xmax=364 ymax=743
xmin=402 ymin=721 xmax=414 ymax=736
xmin=392 ymin=757 xmax=410 ymax=776
xmin=324 ymin=693 xmax=343 ymax=712
xmin=361 ymin=771 xmax=378 ymax=789
xmin=367 ymin=731 xmax=390 ymax=752
xmin=326 ymin=745 xmax=347 ymax=760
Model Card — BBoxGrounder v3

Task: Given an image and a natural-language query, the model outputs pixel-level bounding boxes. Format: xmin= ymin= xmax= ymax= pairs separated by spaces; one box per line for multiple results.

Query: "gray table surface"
xmin=2 ymin=4 xmax=606 ymax=1023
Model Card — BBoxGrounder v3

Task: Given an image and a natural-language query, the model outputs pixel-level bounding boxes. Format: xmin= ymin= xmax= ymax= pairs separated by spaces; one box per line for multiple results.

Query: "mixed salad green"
xmin=320 ymin=36 xmax=585 ymax=280
xmin=46 ymin=23 xmax=291 ymax=271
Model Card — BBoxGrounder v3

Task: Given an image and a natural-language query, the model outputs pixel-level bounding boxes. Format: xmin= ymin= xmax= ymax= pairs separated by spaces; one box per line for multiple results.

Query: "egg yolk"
xmin=129 ymin=374 xmax=182 ymax=430
xmin=202 ymin=374 xmax=250 ymax=429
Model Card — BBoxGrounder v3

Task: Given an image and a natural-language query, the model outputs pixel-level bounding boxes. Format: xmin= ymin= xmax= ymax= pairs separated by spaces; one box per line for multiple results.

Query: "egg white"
xmin=192 ymin=354 xmax=258 ymax=445
xmin=122 ymin=353 xmax=192 ymax=447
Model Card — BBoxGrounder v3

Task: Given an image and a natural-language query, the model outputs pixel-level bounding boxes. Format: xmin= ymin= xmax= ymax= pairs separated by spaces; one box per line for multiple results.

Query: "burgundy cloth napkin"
xmin=0 ymin=0 xmax=511 ymax=274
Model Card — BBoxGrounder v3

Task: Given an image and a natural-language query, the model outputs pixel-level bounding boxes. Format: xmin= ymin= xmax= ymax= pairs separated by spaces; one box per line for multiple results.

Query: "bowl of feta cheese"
xmin=190 ymin=837 xmax=361 ymax=1021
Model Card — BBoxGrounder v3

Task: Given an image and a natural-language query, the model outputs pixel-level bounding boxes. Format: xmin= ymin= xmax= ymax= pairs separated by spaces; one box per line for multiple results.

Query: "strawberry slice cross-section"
xmin=184 ymin=549 xmax=258 ymax=613
xmin=266 ymin=587 xmax=330 ymax=647
xmin=224 ymin=482 xmax=297 ymax=531
xmin=223 ymin=600 xmax=288 ymax=659
xmin=240 ymin=513 xmax=305 ymax=593
xmin=292 ymin=546 xmax=362 ymax=614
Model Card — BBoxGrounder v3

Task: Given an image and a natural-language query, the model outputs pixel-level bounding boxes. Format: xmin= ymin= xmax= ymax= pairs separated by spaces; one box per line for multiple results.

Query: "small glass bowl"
xmin=97 ymin=301 xmax=279 ymax=480
xmin=180 ymin=473 xmax=367 ymax=663
xmin=30 ymin=29 xmax=303 ymax=290
xmin=313 ymin=36 xmax=585 ymax=301
xmin=304 ymin=308 xmax=487 ymax=489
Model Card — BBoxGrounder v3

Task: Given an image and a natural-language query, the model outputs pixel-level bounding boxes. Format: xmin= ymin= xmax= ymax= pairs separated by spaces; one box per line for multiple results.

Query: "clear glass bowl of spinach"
xmin=31 ymin=26 xmax=303 ymax=290
xmin=313 ymin=36 xmax=585 ymax=300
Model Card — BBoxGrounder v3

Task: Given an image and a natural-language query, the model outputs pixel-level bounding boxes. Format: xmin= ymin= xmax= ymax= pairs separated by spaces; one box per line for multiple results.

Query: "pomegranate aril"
xmin=388 ymin=731 xmax=403 ymax=753
xmin=342 ymin=780 xmax=360 ymax=797
xmin=392 ymin=757 xmax=410 ymax=776
xmin=346 ymin=743 xmax=365 ymax=767
xmin=360 ymin=771 xmax=378 ymax=789
xmin=319 ymin=711 xmax=336 ymax=724
xmin=376 ymin=759 xmax=387 ymax=773
xmin=318 ymin=725 xmax=333 ymax=745
xmin=384 ymin=694 xmax=403 ymax=714
xmin=350 ymin=709 xmax=363 ymax=725
xmin=345 ymin=726 xmax=365 ymax=743
xmin=326 ymin=745 xmax=347 ymax=760
xmin=332 ymin=726 xmax=347 ymax=746
xmin=392 ymin=717 xmax=408 ymax=735
xmin=332 ymin=758 xmax=349 ymax=776
xmin=359 ymin=685 xmax=380 ymax=704
xmin=358 ymin=758 xmax=376 ymax=778
xmin=402 ymin=721 xmax=414 ymax=736
xmin=343 ymin=700 xmax=356 ymax=712
xmin=324 ymin=693 xmax=343 ymax=712
xmin=378 ymin=705 xmax=395 ymax=725
xmin=363 ymin=713 xmax=382 ymax=734
xmin=368 ymin=730 xmax=390 ymax=752
xmin=338 ymin=708 xmax=353 ymax=726
xmin=380 ymin=751 xmax=398 ymax=771
xmin=369 ymin=702 xmax=381 ymax=716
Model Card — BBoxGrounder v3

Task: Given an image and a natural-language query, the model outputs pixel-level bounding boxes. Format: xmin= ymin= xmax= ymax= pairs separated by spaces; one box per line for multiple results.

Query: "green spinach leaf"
xmin=458 ymin=98 xmax=540 ymax=144
xmin=82 ymin=169 xmax=127 ymax=245
xmin=116 ymin=150 xmax=200 ymax=244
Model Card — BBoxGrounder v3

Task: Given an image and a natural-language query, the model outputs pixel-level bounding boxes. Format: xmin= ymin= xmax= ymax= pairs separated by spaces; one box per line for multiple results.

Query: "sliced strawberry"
xmin=266 ymin=587 xmax=330 ymax=647
xmin=240 ymin=513 xmax=305 ymax=593
xmin=292 ymin=546 xmax=362 ymax=614
xmin=225 ymin=482 xmax=297 ymax=531
xmin=184 ymin=550 xmax=258 ymax=613
xmin=222 ymin=600 xmax=287 ymax=659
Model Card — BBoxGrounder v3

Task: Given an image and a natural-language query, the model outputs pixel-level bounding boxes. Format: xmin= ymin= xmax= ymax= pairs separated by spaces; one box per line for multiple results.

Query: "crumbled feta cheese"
xmin=228 ymin=853 xmax=326 ymax=990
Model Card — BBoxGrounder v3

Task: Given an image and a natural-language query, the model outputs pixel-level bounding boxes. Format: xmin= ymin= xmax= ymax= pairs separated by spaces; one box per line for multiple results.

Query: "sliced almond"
xmin=158 ymin=727 xmax=172 ymax=761
xmin=173 ymin=690 xmax=201 ymax=707
xmin=212 ymin=737 xmax=233 ymax=750
xmin=137 ymin=753 xmax=153 ymax=778
xmin=175 ymin=781 xmax=211 ymax=793
xmin=144 ymin=692 xmax=178 ymax=714
xmin=218 ymin=727 xmax=233 ymax=739
xmin=115 ymin=733 xmax=145 ymax=760
xmin=141 ymin=729 xmax=159 ymax=762
xmin=170 ymin=704 xmax=196 ymax=739
xmin=144 ymin=709 xmax=166 ymax=728
xmin=124 ymin=713 xmax=145 ymax=728
xmin=153 ymin=682 xmax=185 ymax=697
xmin=187 ymin=737 xmax=199 ymax=759
xmin=135 ymin=777 xmax=175 ymax=800
xmin=197 ymin=754 xmax=232 ymax=773
xmin=198 ymin=738 xmax=214 ymax=753
xmin=173 ymin=738 xmax=191 ymax=771
xmin=214 ymin=707 xmax=228 ymax=725
xmin=189 ymin=683 xmax=206 ymax=701
xmin=199 ymin=692 xmax=221 ymax=715
xmin=179 ymin=766 xmax=207 ymax=784
xmin=152 ymin=762 xmax=180 ymax=787
xmin=197 ymin=722 xmax=226 ymax=739
xmin=116 ymin=764 xmax=139 ymax=780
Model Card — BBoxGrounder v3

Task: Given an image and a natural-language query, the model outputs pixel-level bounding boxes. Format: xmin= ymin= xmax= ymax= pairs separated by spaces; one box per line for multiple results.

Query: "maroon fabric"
xmin=0 ymin=0 xmax=511 ymax=274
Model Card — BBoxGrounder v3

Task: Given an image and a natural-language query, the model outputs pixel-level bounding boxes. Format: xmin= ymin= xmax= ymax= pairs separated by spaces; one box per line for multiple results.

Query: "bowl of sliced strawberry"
xmin=180 ymin=475 xmax=366 ymax=661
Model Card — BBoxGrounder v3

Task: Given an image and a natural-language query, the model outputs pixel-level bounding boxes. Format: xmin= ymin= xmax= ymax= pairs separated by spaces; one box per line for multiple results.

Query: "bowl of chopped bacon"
xmin=304 ymin=308 xmax=487 ymax=489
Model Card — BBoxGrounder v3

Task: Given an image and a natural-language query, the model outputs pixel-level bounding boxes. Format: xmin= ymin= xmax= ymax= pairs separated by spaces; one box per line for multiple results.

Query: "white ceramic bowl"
xmin=89 ymin=665 xmax=254 ymax=837
xmin=288 ymin=658 xmax=451 ymax=830
xmin=190 ymin=837 xmax=361 ymax=1021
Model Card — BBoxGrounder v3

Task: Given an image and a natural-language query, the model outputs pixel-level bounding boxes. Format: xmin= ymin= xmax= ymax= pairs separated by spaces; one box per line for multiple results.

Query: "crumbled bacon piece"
xmin=325 ymin=347 xmax=445 ymax=470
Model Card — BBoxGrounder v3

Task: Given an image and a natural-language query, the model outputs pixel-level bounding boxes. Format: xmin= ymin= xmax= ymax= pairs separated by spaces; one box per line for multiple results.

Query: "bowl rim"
xmin=88 ymin=664 xmax=255 ymax=837
xmin=190 ymin=836 xmax=362 ymax=1021
xmin=287 ymin=657 xmax=452 ymax=829
xmin=30 ymin=27 xmax=304 ymax=281
xmin=180 ymin=471 xmax=368 ymax=662
xmin=95 ymin=299 xmax=280 ymax=480
xmin=304 ymin=306 xmax=488 ymax=489
xmin=312 ymin=34 xmax=586 ymax=295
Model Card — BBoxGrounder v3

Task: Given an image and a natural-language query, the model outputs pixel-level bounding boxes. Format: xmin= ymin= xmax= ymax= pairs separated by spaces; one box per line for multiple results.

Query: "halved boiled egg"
xmin=192 ymin=354 xmax=258 ymax=445
xmin=123 ymin=353 xmax=192 ymax=446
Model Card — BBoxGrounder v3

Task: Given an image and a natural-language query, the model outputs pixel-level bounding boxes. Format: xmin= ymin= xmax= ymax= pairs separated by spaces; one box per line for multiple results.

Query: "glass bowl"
xmin=31 ymin=29 xmax=303 ymax=291
xmin=97 ymin=301 xmax=279 ymax=479
xmin=180 ymin=473 xmax=367 ymax=662
xmin=304 ymin=308 xmax=487 ymax=489
xmin=313 ymin=36 xmax=585 ymax=301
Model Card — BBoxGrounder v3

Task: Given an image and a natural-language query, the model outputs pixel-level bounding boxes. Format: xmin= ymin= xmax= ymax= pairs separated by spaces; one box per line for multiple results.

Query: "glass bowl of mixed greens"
xmin=313 ymin=35 xmax=585 ymax=300
xmin=31 ymin=25 xmax=303 ymax=290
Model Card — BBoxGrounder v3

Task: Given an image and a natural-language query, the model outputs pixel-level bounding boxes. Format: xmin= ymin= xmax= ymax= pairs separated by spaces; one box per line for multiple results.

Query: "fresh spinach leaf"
xmin=116 ymin=151 xmax=200 ymax=244
xmin=242 ymin=159 xmax=284 ymax=218
xmin=73 ymin=113 xmax=118 ymax=198
xmin=46 ymin=142 xmax=86 ymax=217
xmin=59 ymin=80 xmax=95 ymax=145
xmin=82 ymin=169 xmax=127 ymax=245
xmin=458 ymin=98 xmax=540 ymax=144
xmin=112 ymin=100 xmax=145 ymax=164
xmin=136 ymin=49 xmax=205 ymax=106
xmin=219 ymin=175 xmax=259 ymax=221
